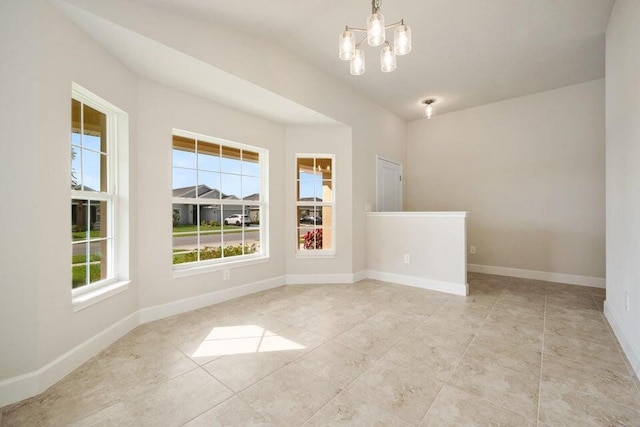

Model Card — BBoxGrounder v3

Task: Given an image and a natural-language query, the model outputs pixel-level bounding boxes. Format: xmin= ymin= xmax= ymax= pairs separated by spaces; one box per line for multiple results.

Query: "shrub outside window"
xmin=296 ymin=155 xmax=335 ymax=254
xmin=172 ymin=130 xmax=267 ymax=269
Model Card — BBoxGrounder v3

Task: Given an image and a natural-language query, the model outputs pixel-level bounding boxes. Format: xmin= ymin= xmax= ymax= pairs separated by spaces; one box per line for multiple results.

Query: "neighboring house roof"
xmin=173 ymin=184 xmax=252 ymax=201
xmin=243 ymin=193 xmax=260 ymax=201
xmin=299 ymin=197 xmax=322 ymax=202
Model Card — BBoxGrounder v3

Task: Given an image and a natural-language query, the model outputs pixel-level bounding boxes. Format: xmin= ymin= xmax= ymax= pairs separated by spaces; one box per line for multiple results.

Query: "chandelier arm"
xmin=355 ymin=36 xmax=368 ymax=48
xmin=384 ymin=20 xmax=404 ymax=30
xmin=346 ymin=26 xmax=368 ymax=32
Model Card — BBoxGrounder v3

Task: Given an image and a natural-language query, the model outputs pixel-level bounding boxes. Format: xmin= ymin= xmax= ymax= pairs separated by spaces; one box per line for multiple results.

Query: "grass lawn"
xmin=173 ymin=224 xmax=249 ymax=237
xmin=72 ymin=264 xmax=101 ymax=288
xmin=72 ymin=254 xmax=101 ymax=264
xmin=72 ymin=230 xmax=100 ymax=241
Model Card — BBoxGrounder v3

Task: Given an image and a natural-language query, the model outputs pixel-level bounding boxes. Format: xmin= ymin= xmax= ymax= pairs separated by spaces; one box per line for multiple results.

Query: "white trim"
xmin=352 ymin=270 xmax=368 ymax=282
xmin=139 ymin=276 xmax=285 ymax=323
xmin=172 ymin=255 xmax=269 ymax=278
xmin=467 ymin=263 xmax=605 ymax=288
xmin=367 ymin=270 xmax=468 ymax=296
xmin=0 ymin=311 xmax=138 ymax=407
xmin=604 ymin=301 xmax=640 ymax=380
xmin=366 ymin=211 xmax=469 ymax=218
xmin=72 ymin=280 xmax=130 ymax=312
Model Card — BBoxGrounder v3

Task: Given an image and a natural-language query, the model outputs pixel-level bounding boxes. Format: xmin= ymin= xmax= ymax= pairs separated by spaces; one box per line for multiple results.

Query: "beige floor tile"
xmin=464 ymin=335 xmax=542 ymax=374
xmin=300 ymin=306 xmax=374 ymax=339
xmin=476 ymin=318 xmax=543 ymax=351
xmin=67 ymin=403 xmax=136 ymax=427
xmin=239 ymin=364 xmax=340 ymax=426
xmin=346 ymin=359 xmax=444 ymax=425
xmin=2 ymin=359 xmax=119 ymax=427
xmin=541 ymin=355 xmax=640 ymax=409
xmin=296 ymin=341 xmax=374 ymax=389
xmin=122 ymin=368 xmax=232 ymax=427
xmin=544 ymin=333 xmax=628 ymax=373
xmin=545 ymin=316 xmax=615 ymax=346
xmin=408 ymin=323 xmax=476 ymax=353
xmin=420 ymin=385 xmax=536 ymax=427
xmin=382 ymin=339 xmax=462 ymax=382
xmin=547 ymin=294 xmax=598 ymax=311
xmin=447 ymin=355 xmax=540 ymax=419
xmin=304 ymin=390 xmax=411 ymax=426
xmin=539 ymin=380 xmax=640 ymax=426
xmin=487 ymin=306 xmax=545 ymax=329
xmin=544 ymin=305 xmax=607 ymax=325
xmin=184 ymin=396 xmax=269 ymax=426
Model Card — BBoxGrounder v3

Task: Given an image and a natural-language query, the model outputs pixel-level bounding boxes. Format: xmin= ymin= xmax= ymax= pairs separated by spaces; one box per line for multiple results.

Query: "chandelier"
xmin=338 ymin=0 xmax=412 ymax=75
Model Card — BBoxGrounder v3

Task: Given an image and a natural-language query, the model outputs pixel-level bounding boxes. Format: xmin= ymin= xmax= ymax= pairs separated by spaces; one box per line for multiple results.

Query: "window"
xmin=296 ymin=155 xmax=335 ymax=254
xmin=70 ymin=89 xmax=119 ymax=292
xmin=172 ymin=130 xmax=267 ymax=269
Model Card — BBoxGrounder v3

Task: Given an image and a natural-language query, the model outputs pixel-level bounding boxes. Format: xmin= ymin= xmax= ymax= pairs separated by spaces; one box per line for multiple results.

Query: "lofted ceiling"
xmin=132 ymin=0 xmax=615 ymax=121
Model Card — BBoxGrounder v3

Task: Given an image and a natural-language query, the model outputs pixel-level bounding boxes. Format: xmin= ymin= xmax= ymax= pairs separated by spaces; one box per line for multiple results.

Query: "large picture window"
xmin=71 ymin=92 xmax=115 ymax=290
xmin=172 ymin=131 xmax=267 ymax=269
xmin=296 ymin=155 xmax=335 ymax=254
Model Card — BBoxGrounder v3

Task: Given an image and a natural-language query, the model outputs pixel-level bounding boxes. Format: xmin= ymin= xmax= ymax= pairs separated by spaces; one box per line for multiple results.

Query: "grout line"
xmin=536 ymin=293 xmax=547 ymax=426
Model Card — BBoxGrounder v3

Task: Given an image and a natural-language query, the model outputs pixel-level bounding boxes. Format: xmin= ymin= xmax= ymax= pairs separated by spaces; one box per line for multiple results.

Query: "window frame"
xmin=171 ymin=129 xmax=269 ymax=274
xmin=70 ymin=85 xmax=125 ymax=300
xmin=295 ymin=153 xmax=336 ymax=258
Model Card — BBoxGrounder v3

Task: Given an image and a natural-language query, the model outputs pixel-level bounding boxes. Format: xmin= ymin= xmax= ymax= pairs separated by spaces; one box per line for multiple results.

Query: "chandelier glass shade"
xmin=338 ymin=0 xmax=411 ymax=75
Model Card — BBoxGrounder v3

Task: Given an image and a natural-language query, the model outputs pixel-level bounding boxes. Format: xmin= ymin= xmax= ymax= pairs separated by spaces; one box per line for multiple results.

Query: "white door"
xmin=376 ymin=157 xmax=403 ymax=211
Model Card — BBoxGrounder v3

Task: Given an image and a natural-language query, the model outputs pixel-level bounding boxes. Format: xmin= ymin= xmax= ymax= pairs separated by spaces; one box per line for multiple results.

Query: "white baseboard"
xmin=367 ymin=270 xmax=468 ymax=296
xmin=352 ymin=270 xmax=368 ymax=283
xmin=604 ymin=301 xmax=640 ymax=380
xmin=138 ymin=276 xmax=286 ymax=323
xmin=0 ymin=311 xmax=139 ymax=407
xmin=286 ymin=273 xmax=360 ymax=285
xmin=467 ymin=263 xmax=606 ymax=288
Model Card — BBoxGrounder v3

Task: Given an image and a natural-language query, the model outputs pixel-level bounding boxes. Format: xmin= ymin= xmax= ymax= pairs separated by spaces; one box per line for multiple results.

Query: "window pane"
xmin=173 ymin=168 xmax=197 ymax=197
xmin=244 ymin=205 xmax=260 ymax=255
xmin=198 ymin=171 xmax=221 ymax=199
xmin=316 ymin=158 xmax=332 ymax=178
xmin=297 ymin=179 xmax=315 ymax=201
xmin=298 ymin=227 xmax=325 ymax=250
xmin=221 ymin=146 xmax=242 ymax=174
xmin=198 ymin=141 xmax=220 ymax=171
xmin=241 ymin=176 xmax=260 ymax=200
xmin=298 ymin=205 xmax=322 ymax=226
xmin=71 ymin=146 xmax=81 ymax=190
xmin=199 ymin=204 xmax=222 ymax=261
xmin=222 ymin=205 xmax=245 ymax=227
xmin=173 ymin=136 xmax=196 ymax=169
xmin=89 ymin=200 xmax=107 ymax=239
xmin=89 ymin=241 xmax=106 ymax=283
xmin=173 ymin=203 xmax=198 ymax=264
xmin=297 ymin=157 xmax=315 ymax=180
xmin=315 ymin=180 xmax=333 ymax=202
xmin=71 ymin=99 xmax=82 ymax=190
xmin=221 ymin=173 xmax=241 ymax=199
xmin=242 ymin=150 xmax=260 ymax=177
xmin=82 ymin=149 xmax=106 ymax=192
xmin=72 ymin=242 xmax=88 ymax=288
xmin=82 ymin=104 xmax=107 ymax=153
xmin=71 ymin=199 xmax=89 ymax=241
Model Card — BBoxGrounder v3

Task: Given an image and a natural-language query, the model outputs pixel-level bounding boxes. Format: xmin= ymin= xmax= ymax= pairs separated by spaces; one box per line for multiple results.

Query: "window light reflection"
xmin=191 ymin=325 xmax=305 ymax=358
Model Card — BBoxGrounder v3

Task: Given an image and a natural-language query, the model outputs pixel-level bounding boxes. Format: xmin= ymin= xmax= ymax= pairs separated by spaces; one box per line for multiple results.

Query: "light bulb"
xmin=350 ymin=49 xmax=365 ymax=75
xmin=380 ymin=45 xmax=396 ymax=73
xmin=425 ymin=102 xmax=436 ymax=119
xmin=338 ymin=29 xmax=355 ymax=60
xmin=394 ymin=24 xmax=411 ymax=55
xmin=367 ymin=12 xmax=385 ymax=46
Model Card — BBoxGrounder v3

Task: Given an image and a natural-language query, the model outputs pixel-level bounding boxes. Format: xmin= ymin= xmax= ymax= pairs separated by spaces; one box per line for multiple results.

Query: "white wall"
xmin=136 ymin=79 xmax=286 ymax=309
xmin=406 ymin=80 xmax=606 ymax=282
xmin=366 ymin=213 xmax=468 ymax=296
xmin=604 ymin=0 xmax=640 ymax=378
xmin=285 ymin=126 xmax=354 ymax=279
xmin=0 ymin=0 xmax=139 ymax=383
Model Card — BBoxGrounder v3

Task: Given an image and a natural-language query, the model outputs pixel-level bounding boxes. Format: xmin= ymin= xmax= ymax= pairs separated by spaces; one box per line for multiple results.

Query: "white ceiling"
xmin=133 ymin=0 xmax=614 ymax=121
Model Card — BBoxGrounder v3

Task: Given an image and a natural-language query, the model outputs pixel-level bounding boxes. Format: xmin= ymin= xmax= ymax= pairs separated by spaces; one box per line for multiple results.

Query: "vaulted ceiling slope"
xmin=57 ymin=0 xmax=614 ymax=122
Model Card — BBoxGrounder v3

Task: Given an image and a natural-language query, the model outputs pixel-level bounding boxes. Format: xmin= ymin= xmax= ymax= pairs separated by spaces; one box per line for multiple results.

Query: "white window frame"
xmin=71 ymin=83 xmax=129 ymax=309
xmin=295 ymin=153 xmax=336 ymax=258
xmin=172 ymin=129 xmax=269 ymax=276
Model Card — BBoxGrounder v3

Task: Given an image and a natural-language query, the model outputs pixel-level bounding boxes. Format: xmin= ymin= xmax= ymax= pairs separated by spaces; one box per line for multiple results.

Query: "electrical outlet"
xmin=469 ymin=246 xmax=476 ymax=254
xmin=403 ymin=254 xmax=410 ymax=264
xmin=626 ymin=292 xmax=630 ymax=311
xmin=223 ymin=269 xmax=230 ymax=280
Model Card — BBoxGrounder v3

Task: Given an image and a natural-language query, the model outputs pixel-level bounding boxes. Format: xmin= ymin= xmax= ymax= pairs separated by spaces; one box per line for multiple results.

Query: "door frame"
xmin=375 ymin=155 xmax=403 ymax=212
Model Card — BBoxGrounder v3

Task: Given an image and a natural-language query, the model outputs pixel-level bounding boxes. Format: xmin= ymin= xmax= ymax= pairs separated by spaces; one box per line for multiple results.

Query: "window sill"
xmin=296 ymin=250 xmax=336 ymax=259
xmin=173 ymin=256 xmax=270 ymax=279
xmin=72 ymin=280 xmax=130 ymax=312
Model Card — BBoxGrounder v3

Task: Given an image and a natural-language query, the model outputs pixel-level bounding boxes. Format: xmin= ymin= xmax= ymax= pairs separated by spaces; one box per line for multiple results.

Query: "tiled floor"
xmin=2 ymin=273 xmax=640 ymax=426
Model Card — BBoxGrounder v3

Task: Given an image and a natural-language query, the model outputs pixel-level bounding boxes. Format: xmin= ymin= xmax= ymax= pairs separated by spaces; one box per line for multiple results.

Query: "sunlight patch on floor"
xmin=192 ymin=325 xmax=305 ymax=357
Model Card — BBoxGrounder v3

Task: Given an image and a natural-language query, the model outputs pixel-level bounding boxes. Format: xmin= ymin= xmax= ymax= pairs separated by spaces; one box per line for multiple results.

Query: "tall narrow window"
xmin=172 ymin=131 xmax=267 ymax=269
xmin=296 ymin=155 xmax=335 ymax=254
xmin=71 ymin=94 xmax=115 ymax=289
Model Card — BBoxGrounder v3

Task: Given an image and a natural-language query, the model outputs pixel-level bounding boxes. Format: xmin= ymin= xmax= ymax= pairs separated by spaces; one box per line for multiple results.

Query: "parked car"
xmin=300 ymin=215 xmax=322 ymax=225
xmin=224 ymin=214 xmax=251 ymax=226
